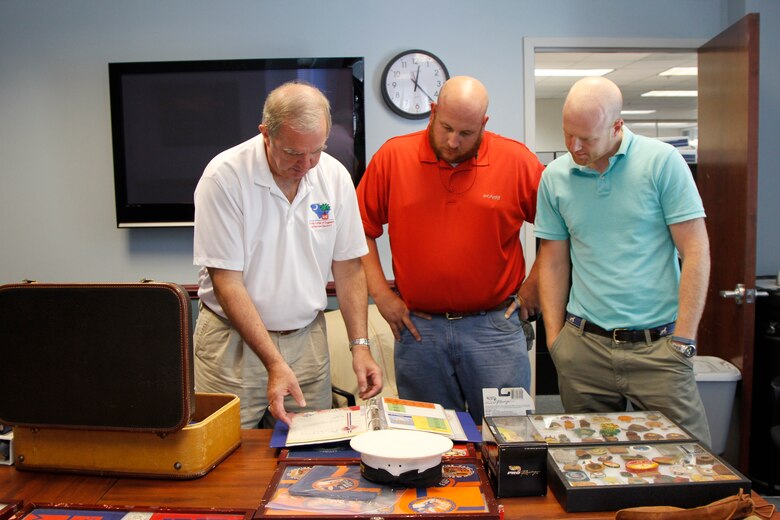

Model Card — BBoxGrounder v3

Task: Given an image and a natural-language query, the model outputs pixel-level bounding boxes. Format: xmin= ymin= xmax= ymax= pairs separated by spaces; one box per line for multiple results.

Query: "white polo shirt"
xmin=193 ymin=134 xmax=368 ymax=330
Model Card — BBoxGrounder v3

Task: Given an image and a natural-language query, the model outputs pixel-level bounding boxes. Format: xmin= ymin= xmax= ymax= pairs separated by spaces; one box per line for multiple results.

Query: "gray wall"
xmin=1 ymin=0 xmax=777 ymax=284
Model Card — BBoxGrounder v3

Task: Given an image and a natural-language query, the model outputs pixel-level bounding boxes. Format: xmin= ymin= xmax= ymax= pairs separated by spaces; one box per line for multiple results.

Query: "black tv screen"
xmin=108 ymin=57 xmax=366 ymax=227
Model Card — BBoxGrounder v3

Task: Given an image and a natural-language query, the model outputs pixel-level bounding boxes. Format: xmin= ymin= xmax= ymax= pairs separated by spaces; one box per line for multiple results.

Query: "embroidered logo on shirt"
xmin=310 ymin=203 xmax=331 ymax=219
xmin=483 ymin=194 xmax=501 ymax=201
xmin=310 ymin=202 xmax=334 ymax=229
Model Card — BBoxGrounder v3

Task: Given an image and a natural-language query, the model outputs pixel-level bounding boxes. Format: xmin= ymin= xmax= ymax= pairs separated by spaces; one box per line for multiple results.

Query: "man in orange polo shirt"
xmin=357 ymin=76 xmax=544 ymax=423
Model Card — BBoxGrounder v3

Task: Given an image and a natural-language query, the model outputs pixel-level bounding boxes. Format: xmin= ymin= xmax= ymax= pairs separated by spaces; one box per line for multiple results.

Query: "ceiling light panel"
xmin=641 ymin=90 xmax=698 ymax=97
xmin=659 ymin=67 xmax=698 ymax=76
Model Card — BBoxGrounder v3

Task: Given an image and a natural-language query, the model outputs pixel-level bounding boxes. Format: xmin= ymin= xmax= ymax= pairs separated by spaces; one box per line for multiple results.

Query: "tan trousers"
xmin=194 ymin=302 xmax=331 ymax=429
xmin=549 ymin=320 xmax=712 ymax=447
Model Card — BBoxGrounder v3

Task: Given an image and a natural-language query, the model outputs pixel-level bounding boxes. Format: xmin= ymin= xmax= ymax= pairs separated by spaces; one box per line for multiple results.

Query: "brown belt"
xmin=429 ymin=298 xmax=513 ymax=321
xmin=267 ymin=328 xmax=300 ymax=336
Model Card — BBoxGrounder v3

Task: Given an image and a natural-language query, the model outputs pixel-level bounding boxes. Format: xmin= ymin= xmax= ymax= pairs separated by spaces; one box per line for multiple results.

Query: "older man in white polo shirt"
xmin=193 ymin=82 xmax=383 ymax=429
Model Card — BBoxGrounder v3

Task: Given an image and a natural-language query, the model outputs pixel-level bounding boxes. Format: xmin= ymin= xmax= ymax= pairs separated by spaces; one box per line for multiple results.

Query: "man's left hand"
xmin=505 ymin=284 xmax=540 ymax=321
xmin=351 ymin=346 xmax=383 ymax=400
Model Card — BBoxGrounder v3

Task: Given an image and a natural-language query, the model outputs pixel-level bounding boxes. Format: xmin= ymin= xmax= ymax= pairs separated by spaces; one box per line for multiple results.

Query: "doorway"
xmin=523 ymin=16 xmax=761 ymax=473
xmin=534 ymin=50 xmax=699 ymax=158
xmin=529 ymin=46 xmax=700 ymax=396
xmin=521 ymin=38 xmax=706 ymax=399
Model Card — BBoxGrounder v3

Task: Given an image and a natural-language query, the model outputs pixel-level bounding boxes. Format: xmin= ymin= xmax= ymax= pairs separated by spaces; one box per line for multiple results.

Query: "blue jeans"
xmin=395 ymin=308 xmax=531 ymax=424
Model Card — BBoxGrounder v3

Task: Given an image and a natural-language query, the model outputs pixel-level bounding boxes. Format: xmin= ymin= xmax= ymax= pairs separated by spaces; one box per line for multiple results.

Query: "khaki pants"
xmin=194 ymin=302 xmax=331 ymax=429
xmin=549 ymin=321 xmax=712 ymax=447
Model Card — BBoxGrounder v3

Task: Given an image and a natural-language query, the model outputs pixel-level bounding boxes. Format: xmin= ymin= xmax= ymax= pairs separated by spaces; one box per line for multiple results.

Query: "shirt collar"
xmin=253 ymin=135 xmax=275 ymax=187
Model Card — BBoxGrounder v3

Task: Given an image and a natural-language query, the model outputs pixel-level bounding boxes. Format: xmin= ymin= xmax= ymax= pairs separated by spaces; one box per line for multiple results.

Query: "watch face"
xmin=381 ymin=49 xmax=449 ymax=119
xmin=671 ymin=342 xmax=697 ymax=358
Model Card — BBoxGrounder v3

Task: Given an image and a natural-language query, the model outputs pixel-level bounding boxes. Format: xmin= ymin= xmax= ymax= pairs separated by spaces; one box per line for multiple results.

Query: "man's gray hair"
xmin=262 ymin=81 xmax=332 ymax=138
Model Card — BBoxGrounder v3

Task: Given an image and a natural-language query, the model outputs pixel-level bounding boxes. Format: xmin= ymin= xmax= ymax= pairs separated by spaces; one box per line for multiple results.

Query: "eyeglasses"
xmin=280 ymin=144 xmax=326 ymax=160
xmin=269 ymin=134 xmax=327 ymax=161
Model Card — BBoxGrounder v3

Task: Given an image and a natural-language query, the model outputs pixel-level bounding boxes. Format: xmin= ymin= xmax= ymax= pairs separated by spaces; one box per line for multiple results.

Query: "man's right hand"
xmin=373 ymin=290 xmax=428 ymax=341
xmin=265 ymin=360 xmax=306 ymax=426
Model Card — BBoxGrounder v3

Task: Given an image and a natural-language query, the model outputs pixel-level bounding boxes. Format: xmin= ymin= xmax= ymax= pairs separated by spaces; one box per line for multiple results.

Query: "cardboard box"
xmin=481 ymin=416 xmax=547 ymax=497
xmin=547 ymin=442 xmax=751 ymax=512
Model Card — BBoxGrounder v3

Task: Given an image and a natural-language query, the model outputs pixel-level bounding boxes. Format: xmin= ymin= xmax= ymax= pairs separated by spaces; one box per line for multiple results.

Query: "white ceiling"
xmin=534 ymin=51 xmax=698 ymax=122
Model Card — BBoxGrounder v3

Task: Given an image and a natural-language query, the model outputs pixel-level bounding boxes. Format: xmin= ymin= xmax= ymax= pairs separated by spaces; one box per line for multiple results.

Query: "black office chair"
xmin=332 ymin=385 xmax=356 ymax=407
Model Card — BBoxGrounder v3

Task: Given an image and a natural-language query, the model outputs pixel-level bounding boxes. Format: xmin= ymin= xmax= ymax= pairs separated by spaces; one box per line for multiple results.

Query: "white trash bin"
xmin=693 ymin=356 xmax=741 ymax=454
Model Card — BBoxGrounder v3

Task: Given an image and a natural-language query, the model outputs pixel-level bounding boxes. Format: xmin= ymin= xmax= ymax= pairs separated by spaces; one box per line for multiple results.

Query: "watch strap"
xmin=349 ymin=337 xmax=371 ymax=351
xmin=671 ymin=335 xmax=697 ymax=346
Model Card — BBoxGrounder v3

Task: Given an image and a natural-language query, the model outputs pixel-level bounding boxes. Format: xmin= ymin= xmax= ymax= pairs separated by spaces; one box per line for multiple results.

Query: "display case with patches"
xmin=526 ymin=411 xmax=694 ymax=446
xmin=547 ymin=442 xmax=751 ymax=512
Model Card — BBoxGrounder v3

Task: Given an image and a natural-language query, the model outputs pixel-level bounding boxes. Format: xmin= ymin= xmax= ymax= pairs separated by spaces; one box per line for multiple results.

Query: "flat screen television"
xmin=108 ymin=57 xmax=366 ymax=227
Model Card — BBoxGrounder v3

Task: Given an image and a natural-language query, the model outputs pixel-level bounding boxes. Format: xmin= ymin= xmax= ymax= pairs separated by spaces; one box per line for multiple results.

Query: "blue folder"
xmin=269 ymin=410 xmax=481 ymax=449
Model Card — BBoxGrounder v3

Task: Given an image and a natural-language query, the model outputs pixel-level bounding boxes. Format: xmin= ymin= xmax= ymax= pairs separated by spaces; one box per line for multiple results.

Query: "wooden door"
xmin=696 ymin=13 xmax=760 ymax=473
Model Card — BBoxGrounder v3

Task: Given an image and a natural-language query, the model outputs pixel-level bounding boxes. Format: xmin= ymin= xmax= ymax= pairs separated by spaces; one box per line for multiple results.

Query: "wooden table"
xmin=0 ymin=430 xmax=775 ymax=519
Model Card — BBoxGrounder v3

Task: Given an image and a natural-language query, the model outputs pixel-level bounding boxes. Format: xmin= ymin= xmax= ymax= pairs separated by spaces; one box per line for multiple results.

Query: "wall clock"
xmin=381 ymin=49 xmax=450 ymax=120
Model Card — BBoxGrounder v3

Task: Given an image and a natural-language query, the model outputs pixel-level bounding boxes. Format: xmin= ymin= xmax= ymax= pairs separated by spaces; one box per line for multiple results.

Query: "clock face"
xmin=381 ymin=50 xmax=449 ymax=119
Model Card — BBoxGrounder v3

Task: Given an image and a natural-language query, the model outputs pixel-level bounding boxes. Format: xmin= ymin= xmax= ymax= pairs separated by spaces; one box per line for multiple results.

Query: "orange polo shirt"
xmin=357 ymin=129 xmax=543 ymax=313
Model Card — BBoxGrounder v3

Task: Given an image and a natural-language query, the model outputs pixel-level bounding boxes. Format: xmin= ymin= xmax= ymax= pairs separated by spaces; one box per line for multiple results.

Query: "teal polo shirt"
xmin=534 ymin=127 xmax=705 ymax=330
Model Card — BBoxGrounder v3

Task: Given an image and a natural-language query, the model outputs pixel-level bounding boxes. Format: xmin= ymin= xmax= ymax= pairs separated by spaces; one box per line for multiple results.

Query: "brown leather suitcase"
xmin=0 ymin=281 xmax=241 ymax=479
xmin=0 ymin=281 xmax=194 ymax=433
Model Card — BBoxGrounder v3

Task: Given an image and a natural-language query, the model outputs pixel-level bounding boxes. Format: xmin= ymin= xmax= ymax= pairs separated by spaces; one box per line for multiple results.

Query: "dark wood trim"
xmin=183 ymin=281 xmax=396 ymax=300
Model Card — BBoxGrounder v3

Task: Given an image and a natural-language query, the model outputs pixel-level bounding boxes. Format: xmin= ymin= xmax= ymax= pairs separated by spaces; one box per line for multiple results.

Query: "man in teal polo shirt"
xmin=535 ymin=76 xmax=711 ymax=445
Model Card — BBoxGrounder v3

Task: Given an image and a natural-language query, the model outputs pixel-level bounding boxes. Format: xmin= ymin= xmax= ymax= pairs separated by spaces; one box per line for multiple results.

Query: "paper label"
xmin=482 ymin=387 xmax=534 ymax=417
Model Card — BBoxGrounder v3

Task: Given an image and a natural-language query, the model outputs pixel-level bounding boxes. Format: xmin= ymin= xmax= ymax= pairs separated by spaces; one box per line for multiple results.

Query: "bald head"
xmin=428 ymin=76 xmax=490 ymax=164
xmin=563 ymin=76 xmax=623 ymax=131
xmin=437 ymin=76 xmax=490 ymax=120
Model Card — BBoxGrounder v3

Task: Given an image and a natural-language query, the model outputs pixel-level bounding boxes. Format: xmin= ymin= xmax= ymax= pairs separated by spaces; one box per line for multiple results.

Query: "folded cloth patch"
xmin=615 ymin=489 xmax=774 ymax=520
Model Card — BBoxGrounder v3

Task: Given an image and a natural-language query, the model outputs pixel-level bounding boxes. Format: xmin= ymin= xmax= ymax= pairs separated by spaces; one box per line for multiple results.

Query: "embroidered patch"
xmin=310 ymin=203 xmax=331 ymax=220
xmin=310 ymin=202 xmax=334 ymax=229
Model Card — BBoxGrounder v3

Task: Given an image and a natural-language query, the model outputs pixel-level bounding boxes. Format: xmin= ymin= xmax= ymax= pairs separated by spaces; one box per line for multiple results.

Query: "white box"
xmin=693 ymin=356 xmax=741 ymax=455
xmin=482 ymin=387 xmax=535 ymax=418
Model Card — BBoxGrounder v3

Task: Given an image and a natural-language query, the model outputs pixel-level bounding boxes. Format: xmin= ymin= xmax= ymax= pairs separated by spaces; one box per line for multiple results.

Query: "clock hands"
xmin=411 ymin=69 xmax=436 ymax=104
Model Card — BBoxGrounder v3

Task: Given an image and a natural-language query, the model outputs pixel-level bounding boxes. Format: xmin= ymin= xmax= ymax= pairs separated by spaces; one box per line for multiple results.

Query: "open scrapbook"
xmin=279 ymin=397 xmax=476 ymax=447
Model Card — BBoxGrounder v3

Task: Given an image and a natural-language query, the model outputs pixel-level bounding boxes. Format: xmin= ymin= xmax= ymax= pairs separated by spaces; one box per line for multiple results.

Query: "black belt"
xmin=428 ymin=298 xmax=513 ymax=320
xmin=566 ymin=313 xmax=674 ymax=343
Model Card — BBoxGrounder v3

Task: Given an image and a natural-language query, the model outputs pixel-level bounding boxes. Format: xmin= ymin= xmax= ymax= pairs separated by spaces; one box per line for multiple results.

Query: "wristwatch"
xmin=349 ymin=338 xmax=371 ymax=351
xmin=670 ymin=336 xmax=697 ymax=358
